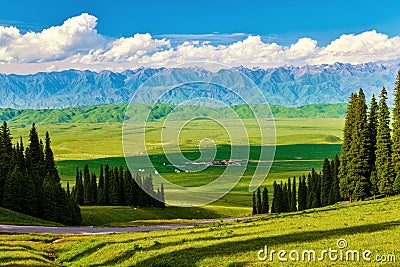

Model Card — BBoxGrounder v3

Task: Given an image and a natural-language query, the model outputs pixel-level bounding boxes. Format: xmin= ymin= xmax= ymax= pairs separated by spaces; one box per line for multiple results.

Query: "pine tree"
xmin=321 ymin=158 xmax=332 ymax=206
xmin=0 ymin=121 xmax=12 ymax=205
xmin=124 ymin=168 xmax=134 ymax=206
xmin=104 ymin=164 xmax=110 ymax=205
xmin=311 ymin=169 xmax=321 ymax=208
xmin=3 ymin=165 xmax=23 ymax=213
xmin=91 ymin=173 xmax=97 ymax=205
xmin=369 ymin=167 xmax=379 ymax=197
xmin=368 ymin=94 xmax=379 ymax=172
xmin=261 ymin=186 xmax=269 ymax=214
xmin=392 ymin=71 xmax=400 ymax=194
xmin=252 ymin=192 xmax=257 ymax=215
xmin=347 ymin=89 xmax=371 ymax=201
xmin=75 ymin=168 xmax=84 ymax=205
xmin=44 ymin=132 xmax=60 ymax=183
xmin=111 ymin=167 xmax=120 ymax=205
xmin=329 ymin=155 xmax=341 ymax=204
xmin=291 ymin=177 xmax=297 ymax=211
xmin=41 ymin=180 xmax=58 ymax=222
xmin=287 ymin=178 xmax=292 ymax=212
xmin=376 ymin=87 xmax=394 ymax=196
xmin=118 ymin=166 xmax=125 ymax=205
xmin=256 ymin=188 xmax=262 ymax=214
xmin=25 ymin=123 xmax=45 ymax=215
xmin=97 ymin=165 xmax=106 ymax=205
xmin=271 ymin=181 xmax=278 ymax=213
xmin=297 ymin=175 xmax=307 ymax=211
xmin=83 ymin=164 xmax=92 ymax=205
xmin=306 ymin=173 xmax=313 ymax=209
xmin=282 ymin=182 xmax=289 ymax=212
xmin=159 ymin=183 xmax=165 ymax=208
xmin=339 ymin=93 xmax=357 ymax=200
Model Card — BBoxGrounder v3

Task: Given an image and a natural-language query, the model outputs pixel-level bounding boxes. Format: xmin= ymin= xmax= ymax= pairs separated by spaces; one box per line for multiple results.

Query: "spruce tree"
xmin=75 ymin=168 xmax=84 ymax=205
xmin=0 ymin=121 xmax=12 ymax=205
xmin=321 ymin=158 xmax=332 ymax=206
xmin=83 ymin=164 xmax=92 ymax=205
xmin=118 ymin=166 xmax=125 ymax=205
xmin=159 ymin=183 xmax=165 ymax=208
xmin=392 ymin=71 xmax=400 ymax=193
xmin=376 ymin=87 xmax=394 ymax=196
xmin=291 ymin=177 xmax=297 ymax=211
xmin=287 ymin=178 xmax=292 ymax=212
xmin=104 ymin=164 xmax=110 ymax=205
xmin=347 ymin=89 xmax=371 ymax=200
xmin=252 ymin=192 xmax=257 ymax=215
xmin=311 ymin=169 xmax=321 ymax=208
xmin=306 ymin=172 xmax=313 ymax=209
xmin=25 ymin=123 xmax=45 ymax=215
xmin=111 ymin=167 xmax=120 ymax=205
xmin=3 ymin=165 xmax=23 ymax=213
xmin=256 ymin=188 xmax=262 ymax=214
xmin=297 ymin=175 xmax=307 ymax=211
xmin=41 ymin=180 xmax=58 ymax=222
xmin=368 ymin=94 xmax=379 ymax=171
xmin=329 ymin=155 xmax=341 ymax=204
xmin=339 ymin=93 xmax=357 ymax=200
xmin=97 ymin=164 xmax=106 ymax=205
xmin=44 ymin=132 xmax=60 ymax=183
xmin=91 ymin=173 xmax=97 ymax=205
xmin=124 ymin=168 xmax=134 ymax=206
xmin=282 ymin=182 xmax=289 ymax=212
xmin=271 ymin=181 xmax=278 ymax=213
xmin=261 ymin=186 xmax=269 ymax=214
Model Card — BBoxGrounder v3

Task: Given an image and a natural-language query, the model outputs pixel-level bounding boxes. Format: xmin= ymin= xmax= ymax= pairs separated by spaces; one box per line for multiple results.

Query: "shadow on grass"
xmin=62 ymin=231 xmax=250 ymax=265
xmin=0 ymin=256 xmax=50 ymax=265
xmin=132 ymin=220 xmax=400 ymax=266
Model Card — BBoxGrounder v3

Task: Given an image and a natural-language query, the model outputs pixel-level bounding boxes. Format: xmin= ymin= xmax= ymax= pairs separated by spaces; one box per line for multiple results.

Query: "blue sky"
xmin=0 ymin=1 xmax=400 ymax=73
xmin=1 ymin=0 xmax=399 ymax=45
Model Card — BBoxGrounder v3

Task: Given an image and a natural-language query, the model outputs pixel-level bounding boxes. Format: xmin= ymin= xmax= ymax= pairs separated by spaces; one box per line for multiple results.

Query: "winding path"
xmin=0 ymin=217 xmax=253 ymax=235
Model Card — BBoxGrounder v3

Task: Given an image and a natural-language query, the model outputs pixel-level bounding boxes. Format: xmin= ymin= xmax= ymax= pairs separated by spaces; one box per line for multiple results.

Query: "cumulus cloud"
xmin=0 ymin=13 xmax=105 ymax=63
xmin=0 ymin=13 xmax=400 ymax=74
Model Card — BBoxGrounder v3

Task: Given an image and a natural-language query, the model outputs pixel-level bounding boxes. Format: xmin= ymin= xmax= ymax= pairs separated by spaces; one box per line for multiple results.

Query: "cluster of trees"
xmin=339 ymin=71 xmax=400 ymax=201
xmin=0 ymin=122 xmax=81 ymax=225
xmin=253 ymin=70 xmax=400 ymax=213
xmin=71 ymin=164 xmax=165 ymax=208
xmin=253 ymin=156 xmax=341 ymax=214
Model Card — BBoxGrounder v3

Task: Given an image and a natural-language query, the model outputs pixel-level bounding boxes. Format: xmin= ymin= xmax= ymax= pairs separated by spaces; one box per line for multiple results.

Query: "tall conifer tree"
xmin=348 ymin=89 xmax=371 ymax=200
xmin=261 ymin=186 xmax=269 ymax=214
xmin=339 ymin=93 xmax=357 ymax=200
xmin=376 ymin=87 xmax=394 ymax=196
xmin=392 ymin=71 xmax=400 ymax=193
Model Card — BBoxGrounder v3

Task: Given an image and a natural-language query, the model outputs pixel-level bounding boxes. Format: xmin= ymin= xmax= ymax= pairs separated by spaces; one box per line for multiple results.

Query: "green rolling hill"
xmin=0 ymin=102 xmax=347 ymax=125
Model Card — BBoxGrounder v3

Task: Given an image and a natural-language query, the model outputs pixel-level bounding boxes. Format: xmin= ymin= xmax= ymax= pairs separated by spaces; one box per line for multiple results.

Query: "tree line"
xmin=0 ymin=122 xmax=81 ymax=225
xmin=339 ymin=70 xmax=400 ymax=201
xmin=253 ymin=70 xmax=400 ymax=213
xmin=71 ymin=164 xmax=165 ymax=208
xmin=253 ymin=156 xmax=340 ymax=214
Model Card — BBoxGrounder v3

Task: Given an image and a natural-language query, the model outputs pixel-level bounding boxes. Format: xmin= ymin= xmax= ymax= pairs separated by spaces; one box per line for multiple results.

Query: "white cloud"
xmin=0 ymin=13 xmax=105 ymax=63
xmin=0 ymin=14 xmax=400 ymax=74
xmin=312 ymin=30 xmax=400 ymax=64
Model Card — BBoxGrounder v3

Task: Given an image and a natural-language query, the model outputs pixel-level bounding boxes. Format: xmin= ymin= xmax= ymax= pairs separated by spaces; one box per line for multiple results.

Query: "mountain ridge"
xmin=0 ymin=62 xmax=398 ymax=109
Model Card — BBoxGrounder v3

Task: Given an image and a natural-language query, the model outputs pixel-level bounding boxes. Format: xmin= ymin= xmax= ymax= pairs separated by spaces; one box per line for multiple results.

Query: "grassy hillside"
xmin=1 ymin=196 xmax=399 ymax=266
xmin=2 ymin=118 xmax=343 ymax=225
xmin=0 ymin=207 xmax=60 ymax=226
xmin=0 ymin=102 xmax=347 ymax=125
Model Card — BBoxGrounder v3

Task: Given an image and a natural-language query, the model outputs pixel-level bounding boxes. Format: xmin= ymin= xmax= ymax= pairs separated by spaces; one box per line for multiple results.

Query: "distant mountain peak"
xmin=0 ymin=63 xmax=398 ymax=109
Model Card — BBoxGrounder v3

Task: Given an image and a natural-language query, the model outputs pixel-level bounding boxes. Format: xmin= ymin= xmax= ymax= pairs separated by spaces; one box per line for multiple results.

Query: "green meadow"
xmin=5 ymin=117 xmax=344 ymax=225
xmin=1 ymin=195 xmax=399 ymax=266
